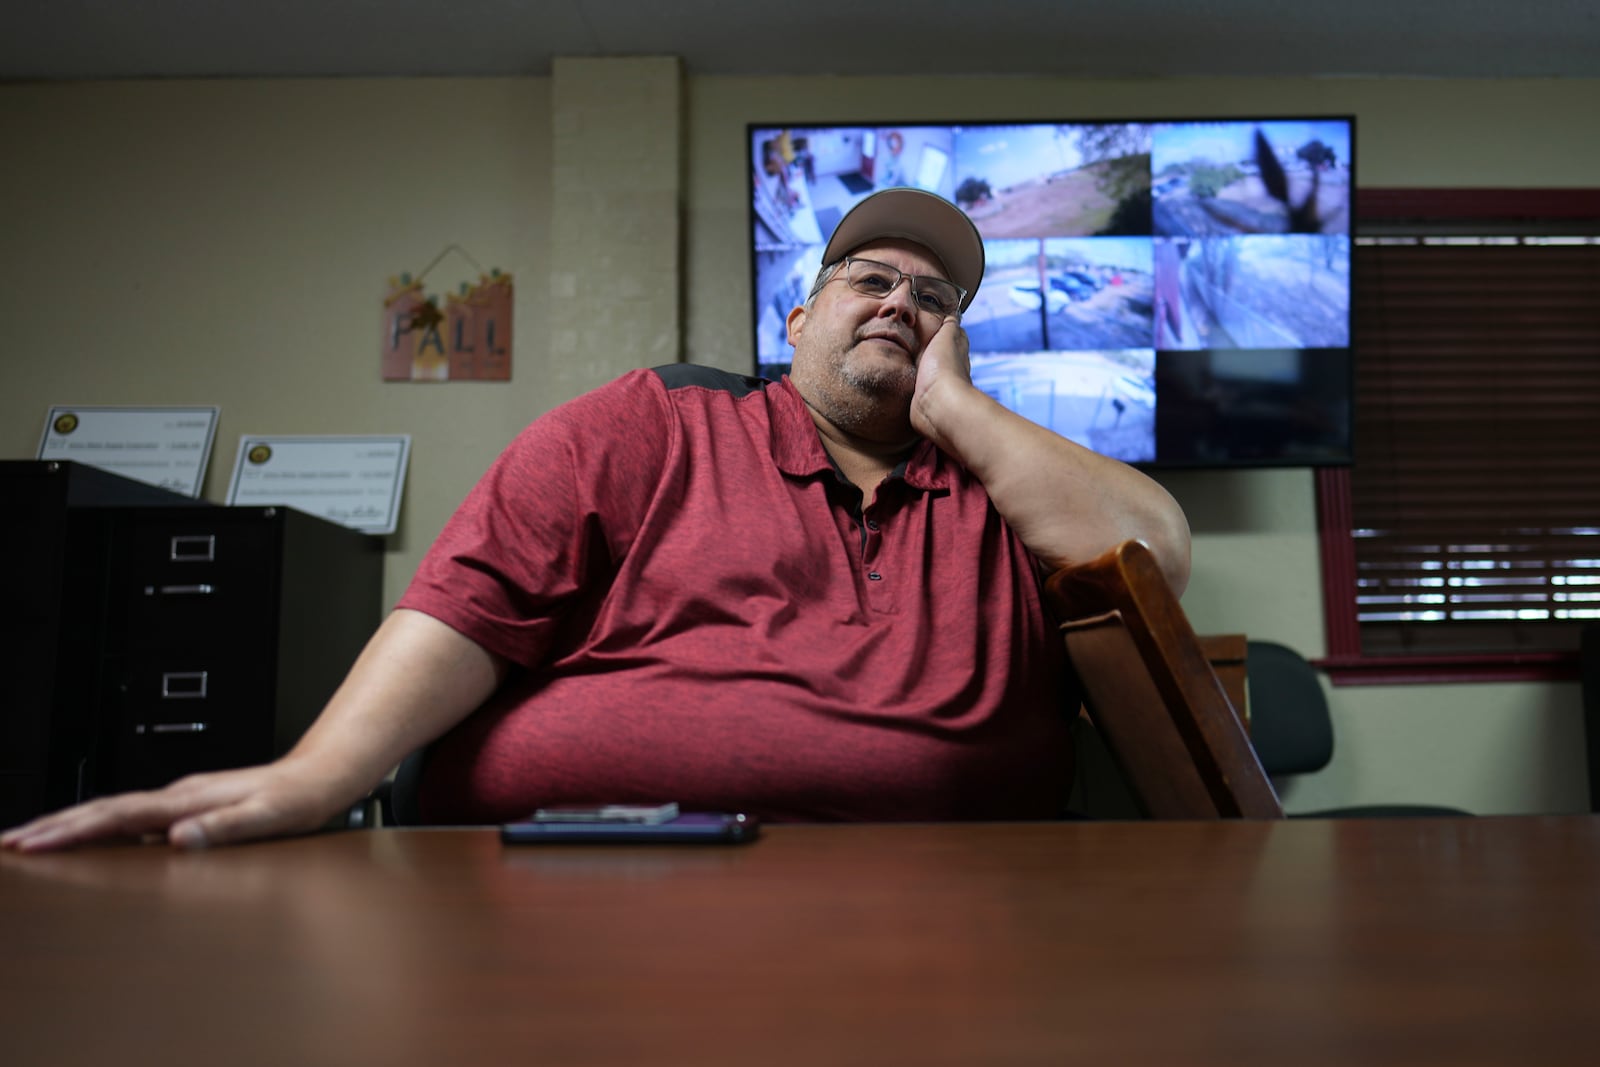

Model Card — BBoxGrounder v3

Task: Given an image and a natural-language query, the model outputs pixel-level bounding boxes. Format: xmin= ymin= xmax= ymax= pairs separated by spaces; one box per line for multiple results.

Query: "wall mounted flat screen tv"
xmin=748 ymin=118 xmax=1354 ymax=468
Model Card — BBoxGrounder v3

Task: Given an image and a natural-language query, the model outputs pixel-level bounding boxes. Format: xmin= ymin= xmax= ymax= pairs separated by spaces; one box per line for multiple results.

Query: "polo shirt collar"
xmin=768 ymin=376 xmax=952 ymax=492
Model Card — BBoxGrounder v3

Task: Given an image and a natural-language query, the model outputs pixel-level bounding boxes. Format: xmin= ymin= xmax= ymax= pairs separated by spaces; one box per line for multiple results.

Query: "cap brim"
xmin=820 ymin=188 xmax=985 ymax=311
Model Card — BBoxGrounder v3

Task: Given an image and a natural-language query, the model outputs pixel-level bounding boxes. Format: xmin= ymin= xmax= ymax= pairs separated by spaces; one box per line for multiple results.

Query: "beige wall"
xmin=1 ymin=78 xmax=553 ymax=584
xmin=3 ymin=72 xmax=1594 ymax=815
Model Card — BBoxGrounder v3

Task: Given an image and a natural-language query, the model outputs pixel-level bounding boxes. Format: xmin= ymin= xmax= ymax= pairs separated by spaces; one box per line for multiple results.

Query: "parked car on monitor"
xmin=1009 ymin=281 xmax=1066 ymax=313
xmin=1008 ymin=273 xmax=1095 ymax=313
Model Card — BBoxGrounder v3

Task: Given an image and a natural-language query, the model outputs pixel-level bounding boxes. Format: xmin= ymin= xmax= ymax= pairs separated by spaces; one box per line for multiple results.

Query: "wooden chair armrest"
xmin=1044 ymin=541 xmax=1282 ymax=820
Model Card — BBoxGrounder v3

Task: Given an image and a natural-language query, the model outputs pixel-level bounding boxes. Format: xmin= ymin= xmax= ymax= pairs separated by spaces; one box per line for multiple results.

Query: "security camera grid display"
xmin=749 ymin=118 xmax=1354 ymax=468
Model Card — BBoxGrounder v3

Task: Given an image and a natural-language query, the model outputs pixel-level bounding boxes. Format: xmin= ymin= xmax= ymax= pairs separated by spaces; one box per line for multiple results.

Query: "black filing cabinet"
xmin=2 ymin=463 xmax=383 ymax=828
xmin=2 ymin=461 xmax=195 ymax=828
xmin=89 ymin=506 xmax=383 ymax=797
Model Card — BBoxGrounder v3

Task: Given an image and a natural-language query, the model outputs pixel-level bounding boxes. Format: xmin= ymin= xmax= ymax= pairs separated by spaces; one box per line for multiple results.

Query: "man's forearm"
xmin=284 ymin=608 xmax=510 ymax=804
xmin=913 ymin=376 xmax=1192 ymax=594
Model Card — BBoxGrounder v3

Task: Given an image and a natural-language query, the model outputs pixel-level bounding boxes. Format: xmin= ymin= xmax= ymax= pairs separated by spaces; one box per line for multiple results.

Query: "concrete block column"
xmin=548 ymin=56 xmax=683 ymax=402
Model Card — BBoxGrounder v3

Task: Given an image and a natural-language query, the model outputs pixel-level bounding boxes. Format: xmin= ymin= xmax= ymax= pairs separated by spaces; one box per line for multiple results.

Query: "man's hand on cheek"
xmin=911 ymin=314 xmax=974 ymax=441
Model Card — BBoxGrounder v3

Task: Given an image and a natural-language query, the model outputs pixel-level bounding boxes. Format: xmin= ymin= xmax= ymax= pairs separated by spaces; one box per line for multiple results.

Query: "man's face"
xmin=785 ymin=238 xmax=952 ymax=442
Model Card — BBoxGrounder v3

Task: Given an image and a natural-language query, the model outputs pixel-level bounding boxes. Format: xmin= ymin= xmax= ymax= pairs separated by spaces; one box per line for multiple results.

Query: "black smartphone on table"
xmin=500 ymin=808 xmax=760 ymax=845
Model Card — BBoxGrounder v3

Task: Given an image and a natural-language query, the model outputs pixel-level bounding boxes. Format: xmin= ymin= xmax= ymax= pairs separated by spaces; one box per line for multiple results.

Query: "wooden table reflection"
xmin=4 ymin=817 xmax=1600 ymax=1066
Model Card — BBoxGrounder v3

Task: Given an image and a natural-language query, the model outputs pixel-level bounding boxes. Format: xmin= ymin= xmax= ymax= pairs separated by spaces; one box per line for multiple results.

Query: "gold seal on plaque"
xmin=247 ymin=444 xmax=273 ymax=465
xmin=53 ymin=413 xmax=80 ymax=435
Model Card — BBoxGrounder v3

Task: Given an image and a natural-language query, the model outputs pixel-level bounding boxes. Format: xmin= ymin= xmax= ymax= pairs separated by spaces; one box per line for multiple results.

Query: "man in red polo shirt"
xmin=4 ymin=190 xmax=1189 ymax=851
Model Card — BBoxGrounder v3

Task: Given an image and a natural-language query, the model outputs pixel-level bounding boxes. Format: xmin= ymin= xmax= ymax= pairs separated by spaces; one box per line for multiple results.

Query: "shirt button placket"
xmin=862 ymin=515 xmax=886 ymax=599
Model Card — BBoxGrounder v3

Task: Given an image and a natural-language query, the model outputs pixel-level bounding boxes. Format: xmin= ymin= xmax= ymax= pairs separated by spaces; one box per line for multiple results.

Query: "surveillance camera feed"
xmin=748 ymin=118 xmax=1354 ymax=468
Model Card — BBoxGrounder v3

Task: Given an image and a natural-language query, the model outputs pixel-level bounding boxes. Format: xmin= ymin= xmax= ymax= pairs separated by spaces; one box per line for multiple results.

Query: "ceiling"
xmin=5 ymin=0 xmax=1600 ymax=82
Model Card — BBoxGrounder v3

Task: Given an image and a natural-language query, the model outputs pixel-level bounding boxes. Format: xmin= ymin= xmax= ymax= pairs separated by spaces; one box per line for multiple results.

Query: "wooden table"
xmin=5 ymin=817 xmax=1600 ymax=1066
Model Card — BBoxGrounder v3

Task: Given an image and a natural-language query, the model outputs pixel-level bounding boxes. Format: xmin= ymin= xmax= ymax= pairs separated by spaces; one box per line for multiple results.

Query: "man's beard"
xmin=840 ymin=353 xmax=915 ymax=397
xmin=824 ymin=346 xmax=916 ymax=438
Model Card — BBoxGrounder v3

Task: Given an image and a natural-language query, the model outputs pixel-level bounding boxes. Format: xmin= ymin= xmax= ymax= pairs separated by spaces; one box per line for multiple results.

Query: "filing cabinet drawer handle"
xmin=170 ymin=535 xmax=216 ymax=562
xmin=161 ymin=671 xmax=209 ymax=699
xmin=136 ymin=723 xmax=210 ymax=735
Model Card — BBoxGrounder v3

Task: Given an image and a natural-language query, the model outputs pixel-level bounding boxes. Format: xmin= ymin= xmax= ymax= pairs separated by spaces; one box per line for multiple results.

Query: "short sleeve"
xmin=396 ymin=369 xmax=676 ymax=667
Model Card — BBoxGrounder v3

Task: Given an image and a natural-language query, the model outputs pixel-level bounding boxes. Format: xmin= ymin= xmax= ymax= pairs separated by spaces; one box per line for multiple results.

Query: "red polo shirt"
xmin=398 ymin=365 xmax=1076 ymax=822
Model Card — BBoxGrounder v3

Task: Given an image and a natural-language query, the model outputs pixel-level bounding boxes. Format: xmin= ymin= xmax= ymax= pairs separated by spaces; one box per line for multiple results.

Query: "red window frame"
xmin=1315 ymin=188 xmax=1600 ymax=685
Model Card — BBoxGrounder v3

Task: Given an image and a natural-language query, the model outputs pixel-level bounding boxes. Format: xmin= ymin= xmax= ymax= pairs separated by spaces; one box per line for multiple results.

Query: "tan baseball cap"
xmin=820 ymin=188 xmax=985 ymax=311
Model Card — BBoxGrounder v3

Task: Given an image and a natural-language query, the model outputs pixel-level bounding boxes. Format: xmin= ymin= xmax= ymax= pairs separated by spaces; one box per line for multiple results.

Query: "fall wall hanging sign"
xmin=382 ymin=245 xmax=513 ymax=382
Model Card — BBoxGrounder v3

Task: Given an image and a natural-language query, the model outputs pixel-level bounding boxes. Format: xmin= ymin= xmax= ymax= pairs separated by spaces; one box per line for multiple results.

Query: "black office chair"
xmin=1245 ymin=640 xmax=1473 ymax=818
xmin=1581 ymin=625 xmax=1600 ymax=814
xmin=341 ymin=748 xmax=428 ymax=829
xmin=387 ymin=747 xmax=428 ymax=826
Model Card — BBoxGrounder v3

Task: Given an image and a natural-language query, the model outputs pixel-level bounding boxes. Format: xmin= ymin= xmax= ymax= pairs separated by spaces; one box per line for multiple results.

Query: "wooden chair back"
xmin=1043 ymin=540 xmax=1284 ymax=820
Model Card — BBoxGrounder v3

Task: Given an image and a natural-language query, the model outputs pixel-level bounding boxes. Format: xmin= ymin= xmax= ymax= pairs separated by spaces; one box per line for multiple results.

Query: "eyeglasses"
xmin=812 ymin=257 xmax=966 ymax=317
